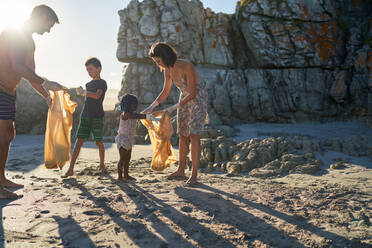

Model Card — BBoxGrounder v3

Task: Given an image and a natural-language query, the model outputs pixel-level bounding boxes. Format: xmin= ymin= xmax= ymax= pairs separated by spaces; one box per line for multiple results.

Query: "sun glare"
xmin=0 ymin=1 xmax=29 ymax=30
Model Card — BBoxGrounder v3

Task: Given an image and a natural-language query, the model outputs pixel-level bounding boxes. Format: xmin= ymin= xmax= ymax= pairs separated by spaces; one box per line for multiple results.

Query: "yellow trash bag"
xmin=44 ymin=91 xmax=77 ymax=169
xmin=141 ymin=111 xmax=177 ymax=171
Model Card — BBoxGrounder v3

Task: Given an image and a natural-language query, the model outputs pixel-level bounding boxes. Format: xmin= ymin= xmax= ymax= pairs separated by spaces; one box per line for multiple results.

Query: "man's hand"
xmin=45 ymin=95 xmax=52 ymax=109
xmin=141 ymin=100 xmax=159 ymax=114
xmin=76 ymin=86 xmax=86 ymax=96
xmin=42 ymin=80 xmax=66 ymax=91
xmin=165 ymin=103 xmax=180 ymax=113
xmin=146 ymin=114 xmax=160 ymax=122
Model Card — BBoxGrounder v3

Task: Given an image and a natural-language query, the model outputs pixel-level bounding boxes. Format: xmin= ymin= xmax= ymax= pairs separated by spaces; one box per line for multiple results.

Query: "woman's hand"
xmin=142 ymin=100 xmax=159 ymax=114
xmin=165 ymin=103 xmax=180 ymax=113
xmin=146 ymin=114 xmax=160 ymax=122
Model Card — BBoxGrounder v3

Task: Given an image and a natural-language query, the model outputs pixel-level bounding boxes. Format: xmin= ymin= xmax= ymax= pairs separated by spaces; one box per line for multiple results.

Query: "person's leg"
xmin=187 ymin=133 xmax=201 ymax=184
xmin=117 ymin=147 xmax=125 ymax=180
xmin=62 ymin=138 xmax=84 ymax=177
xmin=122 ymin=148 xmax=135 ymax=180
xmin=63 ymin=118 xmax=91 ymax=177
xmin=92 ymin=118 xmax=106 ymax=171
xmin=95 ymin=141 xmax=106 ymax=172
xmin=168 ymin=134 xmax=189 ymax=178
xmin=0 ymin=120 xmax=21 ymax=198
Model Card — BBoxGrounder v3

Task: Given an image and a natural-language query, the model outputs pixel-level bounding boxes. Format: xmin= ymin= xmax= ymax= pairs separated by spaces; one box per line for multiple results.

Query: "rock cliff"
xmin=13 ymin=0 xmax=372 ymax=135
xmin=117 ymin=0 xmax=372 ymax=125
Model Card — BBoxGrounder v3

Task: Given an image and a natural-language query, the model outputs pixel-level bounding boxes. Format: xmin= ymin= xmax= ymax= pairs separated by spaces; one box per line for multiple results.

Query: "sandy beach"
xmin=1 ymin=121 xmax=372 ymax=248
xmin=1 ymin=0 xmax=372 ymax=247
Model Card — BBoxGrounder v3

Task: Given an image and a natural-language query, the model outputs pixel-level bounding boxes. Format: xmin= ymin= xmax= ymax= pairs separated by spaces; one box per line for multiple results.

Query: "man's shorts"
xmin=0 ymin=90 xmax=16 ymax=121
xmin=76 ymin=117 xmax=104 ymax=141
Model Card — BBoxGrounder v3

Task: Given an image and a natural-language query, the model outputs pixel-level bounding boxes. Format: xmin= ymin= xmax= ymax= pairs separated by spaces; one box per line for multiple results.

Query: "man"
xmin=0 ymin=5 xmax=65 ymax=198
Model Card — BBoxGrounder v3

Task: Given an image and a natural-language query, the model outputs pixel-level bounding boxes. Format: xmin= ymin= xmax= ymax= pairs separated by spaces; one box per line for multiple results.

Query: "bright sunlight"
xmin=0 ymin=0 xmax=30 ymax=31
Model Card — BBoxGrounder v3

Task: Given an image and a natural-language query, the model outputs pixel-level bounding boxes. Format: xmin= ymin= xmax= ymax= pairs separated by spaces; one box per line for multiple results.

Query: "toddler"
xmin=115 ymin=94 xmax=158 ymax=180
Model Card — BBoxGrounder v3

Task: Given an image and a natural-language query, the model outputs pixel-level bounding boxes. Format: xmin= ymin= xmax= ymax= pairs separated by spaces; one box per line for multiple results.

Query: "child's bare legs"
xmin=118 ymin=147 xmax=135 ymax=181
xmin=117 ymin=158 xmax=123 ymax=180
xmin=187 ymin=134 xmax=201 ymax=184
xmin=96 ymin=141 xmax=106 ymax=172
xmin=62 ymin=138 xmax=84 ymax=177
xmin=168 ymin=134 xmax=189 ymax=179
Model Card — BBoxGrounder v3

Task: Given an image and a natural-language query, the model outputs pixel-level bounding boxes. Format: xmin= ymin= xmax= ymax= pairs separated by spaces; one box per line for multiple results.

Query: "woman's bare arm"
xmin=154 ymin=69 xmax=172 ymax=104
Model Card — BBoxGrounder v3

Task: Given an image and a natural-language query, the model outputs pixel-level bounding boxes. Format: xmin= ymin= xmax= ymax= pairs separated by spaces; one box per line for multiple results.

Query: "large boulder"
xmin=236 ymin=0 xmax=344 ymax=68
xmin=15 ymin=0 xmax=372 ymax=134
xmin=116 ymin=0 xmax=372 ymax=125
xmin=117 ymin=0 xmax=234 ymax=67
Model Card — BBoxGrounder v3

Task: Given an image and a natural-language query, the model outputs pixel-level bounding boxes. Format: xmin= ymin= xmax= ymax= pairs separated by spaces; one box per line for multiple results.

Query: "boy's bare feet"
xmin=0 ymin=187 xmax=22 ymax=199
xmin=167 ymin=171 xmax=186 ymax=180
xmin=0 ymin=178 xmax=23 ymax=188
xmin=186 ymin=176 xmax=197 ymax=185
xmin=61 ymin=170 xmax=74 ymax=178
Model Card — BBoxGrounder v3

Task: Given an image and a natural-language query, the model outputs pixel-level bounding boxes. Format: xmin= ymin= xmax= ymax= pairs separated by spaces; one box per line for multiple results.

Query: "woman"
xmin=143 ymin=42 xmax=208 ymax=185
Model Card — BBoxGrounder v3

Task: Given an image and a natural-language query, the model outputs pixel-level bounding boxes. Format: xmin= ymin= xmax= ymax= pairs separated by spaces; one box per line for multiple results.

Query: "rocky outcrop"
xmin=117 ymin=0 xmax=372 ymax=125
xmin=199 ymin=134 xmax=372 ymax=177
xmin=13 ymin=0 xmax=372 ymax=135
xmin=235 ymin=1 xmax=344 ymax=68
xmin=117 ymin=0 xmax=233 ymax=67
xmin=15 ymin=80 xmax=48 ymax=134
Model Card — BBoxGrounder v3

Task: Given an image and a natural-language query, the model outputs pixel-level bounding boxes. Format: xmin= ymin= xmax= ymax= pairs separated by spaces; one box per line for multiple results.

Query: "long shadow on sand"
xmin=52 ymin=215 xmax=96 ymax=247
xmin=63 ymin=178 xmax=167 ymax=247
xmin=175 ymin=186 xmax=306 ymax=247
xmin=185 ymin=184 xmax=358 ymax=247
xmin=112 ymin=178 xmax=236 ymax=248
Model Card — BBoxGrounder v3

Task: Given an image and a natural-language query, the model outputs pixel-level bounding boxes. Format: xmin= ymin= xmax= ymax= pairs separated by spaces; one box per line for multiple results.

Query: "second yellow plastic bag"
xmin=44 ymin=91 xmax=77 ymax=169
xmin=141 ymin=111 xmax=177 ymax=171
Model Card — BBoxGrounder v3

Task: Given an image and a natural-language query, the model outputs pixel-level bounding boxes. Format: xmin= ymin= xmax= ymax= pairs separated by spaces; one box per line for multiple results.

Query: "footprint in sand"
xmin=12 ymin=174 xmax=25 ymax=179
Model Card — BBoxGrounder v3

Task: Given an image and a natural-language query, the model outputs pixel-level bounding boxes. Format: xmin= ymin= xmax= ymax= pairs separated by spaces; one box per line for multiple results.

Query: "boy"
xmin=63 ymin=57 xmax=107 ymax=177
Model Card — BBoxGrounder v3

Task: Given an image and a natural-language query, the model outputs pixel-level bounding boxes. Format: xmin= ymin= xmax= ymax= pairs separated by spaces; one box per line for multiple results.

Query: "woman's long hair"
xmin=148 ymin=42 xmax=178 ymax=68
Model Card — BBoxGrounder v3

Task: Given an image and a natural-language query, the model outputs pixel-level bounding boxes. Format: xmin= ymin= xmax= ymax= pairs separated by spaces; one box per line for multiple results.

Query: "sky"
xmin=0 ymin=0 xmax=236 ymax=90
